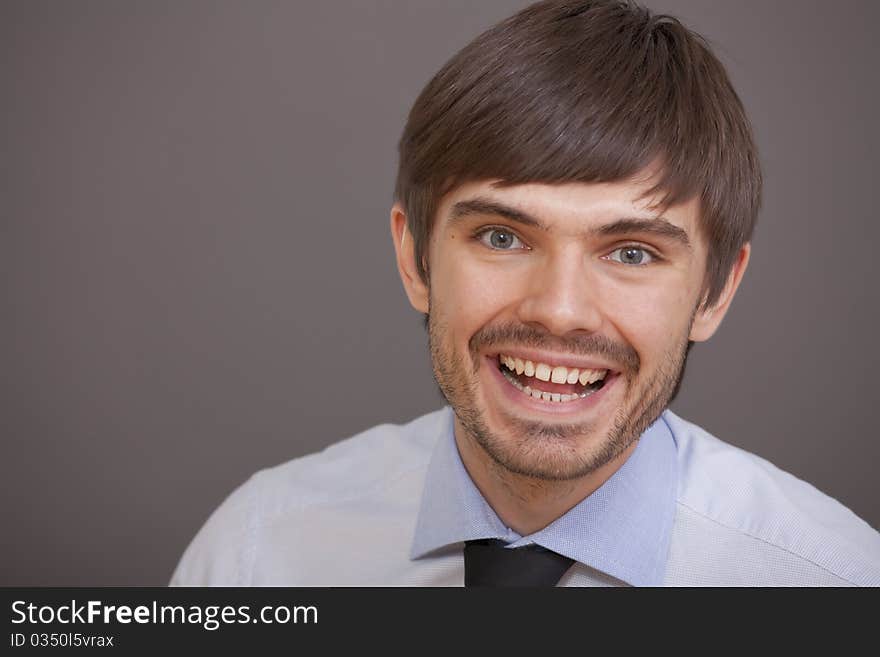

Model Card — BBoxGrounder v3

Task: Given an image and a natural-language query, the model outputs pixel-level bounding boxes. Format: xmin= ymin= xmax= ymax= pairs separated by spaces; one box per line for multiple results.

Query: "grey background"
xmin=2 ymin=0 xmax=877 ymax=586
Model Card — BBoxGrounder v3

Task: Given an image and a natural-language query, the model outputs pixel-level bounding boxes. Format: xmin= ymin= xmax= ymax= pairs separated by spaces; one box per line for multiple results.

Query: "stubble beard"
xmin=428 ymin=312 xmax=692 ymax=482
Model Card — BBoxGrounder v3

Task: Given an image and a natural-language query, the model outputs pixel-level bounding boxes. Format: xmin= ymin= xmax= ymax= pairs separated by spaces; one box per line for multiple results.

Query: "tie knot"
xmin=464 ymin=539 xmax=575 ymax=587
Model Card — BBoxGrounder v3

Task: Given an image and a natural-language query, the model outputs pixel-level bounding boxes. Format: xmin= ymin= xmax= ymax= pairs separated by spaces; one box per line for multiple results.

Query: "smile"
xmin=496 ymin=354 xmax=610 ymax=404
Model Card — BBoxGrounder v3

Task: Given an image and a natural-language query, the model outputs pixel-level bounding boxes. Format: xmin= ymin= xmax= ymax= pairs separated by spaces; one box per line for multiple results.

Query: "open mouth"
xmin=494 ymin=353 xmax=611 ymax=404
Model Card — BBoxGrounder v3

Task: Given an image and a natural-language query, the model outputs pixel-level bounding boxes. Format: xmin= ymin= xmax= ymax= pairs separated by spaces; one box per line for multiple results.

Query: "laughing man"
xmin=172 ymin=0 xmax=880 ymax=586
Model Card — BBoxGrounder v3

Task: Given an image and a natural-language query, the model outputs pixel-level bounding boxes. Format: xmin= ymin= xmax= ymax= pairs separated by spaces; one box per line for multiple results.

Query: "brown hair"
xmin=394 ymin=0 xmax=761 ymax=312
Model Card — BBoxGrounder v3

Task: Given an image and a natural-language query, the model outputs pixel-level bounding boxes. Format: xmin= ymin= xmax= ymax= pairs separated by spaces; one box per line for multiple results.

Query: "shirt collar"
xmin=410 ymin=406 xmax=679 ymax=586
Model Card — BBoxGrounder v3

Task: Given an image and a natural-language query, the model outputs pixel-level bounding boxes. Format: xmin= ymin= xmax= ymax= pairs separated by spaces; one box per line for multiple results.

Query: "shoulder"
xmin=662 ymin=410 xmax=880 ymax=586
xmin=253 ymin=407 xmax=447 ymax=507
xmin=170 ymin=407 xmax=450 ymax=586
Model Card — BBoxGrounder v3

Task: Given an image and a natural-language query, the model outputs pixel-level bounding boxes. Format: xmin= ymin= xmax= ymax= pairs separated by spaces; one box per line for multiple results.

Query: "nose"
xmin=515 ymin=248 xmax=604 ymax=337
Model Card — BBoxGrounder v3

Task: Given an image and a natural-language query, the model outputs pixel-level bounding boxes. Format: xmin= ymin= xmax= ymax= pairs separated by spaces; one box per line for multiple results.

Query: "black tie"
xmin=464 ymin=539 xmax=575 ymax=587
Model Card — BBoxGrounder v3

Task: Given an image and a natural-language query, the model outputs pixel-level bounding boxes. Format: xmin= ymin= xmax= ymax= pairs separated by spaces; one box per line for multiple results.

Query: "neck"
xmin=453 ymin=417 xmax=638 ymax=536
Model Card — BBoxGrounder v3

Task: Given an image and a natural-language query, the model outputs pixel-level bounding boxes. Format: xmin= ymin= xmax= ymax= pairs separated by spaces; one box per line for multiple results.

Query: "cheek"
xmin=435 ymin=255 xmax=521 ymax=325
xmin=600 ymin=278 xmax=694 ymax=354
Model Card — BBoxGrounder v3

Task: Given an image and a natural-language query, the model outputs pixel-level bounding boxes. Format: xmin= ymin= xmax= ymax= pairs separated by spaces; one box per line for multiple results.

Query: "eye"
xmin=606 ymin=245 xmax=657 ymax=266
xmin=476 ymin=227 xmax=527 ymax=251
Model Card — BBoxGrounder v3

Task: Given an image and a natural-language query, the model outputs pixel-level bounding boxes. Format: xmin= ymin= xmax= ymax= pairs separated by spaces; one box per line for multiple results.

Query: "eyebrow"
xmin=448 ymin=197 xmax=692 ymax=251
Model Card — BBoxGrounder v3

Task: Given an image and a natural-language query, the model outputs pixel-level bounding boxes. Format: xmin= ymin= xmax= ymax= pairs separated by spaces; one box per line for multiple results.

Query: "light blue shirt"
xmin=410 ymin=412 xmax=677 ymax=586
xmin=171 ymin=407 xmax=880 ymax=586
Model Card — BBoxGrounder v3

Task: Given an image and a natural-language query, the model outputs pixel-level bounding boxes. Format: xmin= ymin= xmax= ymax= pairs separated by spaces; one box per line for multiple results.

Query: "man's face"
xmin=396 ymin=177 xmax=736 ymax=482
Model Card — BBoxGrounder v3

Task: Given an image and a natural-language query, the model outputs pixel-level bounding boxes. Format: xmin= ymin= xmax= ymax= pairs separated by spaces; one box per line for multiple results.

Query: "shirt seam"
xmin=674 ymin=499 xmax=857 ymax=586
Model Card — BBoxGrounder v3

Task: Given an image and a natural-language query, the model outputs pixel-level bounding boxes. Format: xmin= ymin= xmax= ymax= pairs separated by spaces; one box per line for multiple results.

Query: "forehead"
xmin=435 ymin=178 xmax=703 ymax=242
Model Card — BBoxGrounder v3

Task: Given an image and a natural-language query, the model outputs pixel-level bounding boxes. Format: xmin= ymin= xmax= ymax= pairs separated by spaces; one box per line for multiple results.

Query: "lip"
xmin=483 ymin=354 xmax=620 ymax=417
xmin=487 ymin=348 xmax=619 ymax=373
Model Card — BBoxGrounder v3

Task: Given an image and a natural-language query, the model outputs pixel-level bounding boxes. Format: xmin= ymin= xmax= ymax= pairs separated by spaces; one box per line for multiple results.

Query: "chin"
xmin=466 ymin=404 xmax=632 ymax=481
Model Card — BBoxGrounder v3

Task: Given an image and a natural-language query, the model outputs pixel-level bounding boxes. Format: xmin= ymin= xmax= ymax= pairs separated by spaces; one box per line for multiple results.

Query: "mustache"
xmin=467 ymin=321 xmax=640 ymax=374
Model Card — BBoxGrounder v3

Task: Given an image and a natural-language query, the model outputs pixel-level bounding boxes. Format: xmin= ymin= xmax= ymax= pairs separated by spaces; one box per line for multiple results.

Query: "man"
xmin=171 ymin=0 xmax=880 ymax=586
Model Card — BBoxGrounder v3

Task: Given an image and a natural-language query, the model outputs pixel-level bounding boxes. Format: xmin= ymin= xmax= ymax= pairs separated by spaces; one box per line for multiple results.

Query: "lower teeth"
xmin=500 ymin=367 xmax=598 ymax=403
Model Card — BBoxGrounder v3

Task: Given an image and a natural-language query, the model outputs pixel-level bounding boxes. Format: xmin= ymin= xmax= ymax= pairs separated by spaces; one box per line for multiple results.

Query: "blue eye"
xmin=478 ymin=228 xmax=526 ymax=250
xmin=607 ymin=246 xmax=655 ymax=265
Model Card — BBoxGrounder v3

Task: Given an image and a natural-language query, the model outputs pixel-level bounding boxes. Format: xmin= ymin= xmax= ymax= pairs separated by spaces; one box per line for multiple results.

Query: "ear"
xmin=689 ymin=243 xmax=751 ymax=342
xmin=390 ymin=203 xmax=430 ymax=314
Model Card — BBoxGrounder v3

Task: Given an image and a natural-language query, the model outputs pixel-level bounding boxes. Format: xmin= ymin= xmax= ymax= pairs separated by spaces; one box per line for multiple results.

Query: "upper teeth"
xmin=499 ymin=355 xmax=608 ymax=385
